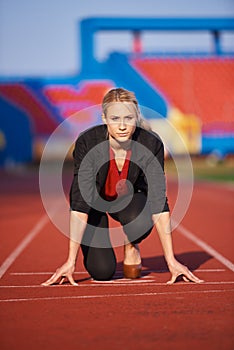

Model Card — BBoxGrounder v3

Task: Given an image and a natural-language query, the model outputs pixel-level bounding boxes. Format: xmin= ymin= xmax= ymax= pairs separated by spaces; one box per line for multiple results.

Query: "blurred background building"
xmin=0 ymin=0 xmax=233 ymax=166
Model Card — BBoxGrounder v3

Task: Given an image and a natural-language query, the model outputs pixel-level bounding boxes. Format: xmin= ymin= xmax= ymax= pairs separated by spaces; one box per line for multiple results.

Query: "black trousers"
xmin=81 ymin=192 xmax=154 ymax=281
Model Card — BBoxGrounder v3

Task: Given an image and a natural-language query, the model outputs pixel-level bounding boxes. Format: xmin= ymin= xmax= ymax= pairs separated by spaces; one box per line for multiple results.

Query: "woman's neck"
xmin=109 ymin=135 xmax=132 ymax=151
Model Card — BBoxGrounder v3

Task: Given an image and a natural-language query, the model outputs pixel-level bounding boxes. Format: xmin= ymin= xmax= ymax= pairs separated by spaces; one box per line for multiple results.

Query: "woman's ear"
xmin=102 ymin=114 xmax=107 ymax=124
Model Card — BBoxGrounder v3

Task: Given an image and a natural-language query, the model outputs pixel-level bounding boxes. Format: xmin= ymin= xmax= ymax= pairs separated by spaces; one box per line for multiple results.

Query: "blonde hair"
xmin=102 ymin=88 xmax=151 ymax=130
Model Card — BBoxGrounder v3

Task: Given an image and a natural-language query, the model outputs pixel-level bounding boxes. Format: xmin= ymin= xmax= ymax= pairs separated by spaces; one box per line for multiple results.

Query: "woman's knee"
xmin=115 ymin=192 xmax=149 ymax=224
xmin=123 ymin=209 xmax=153 ymax=243
xmin=83 ymin=247 xmax=117 ymax=281
xmin=130 ymin=227 xmax=153 ymax=244
xmin=86 ymin=262 xmax=116 ymax=281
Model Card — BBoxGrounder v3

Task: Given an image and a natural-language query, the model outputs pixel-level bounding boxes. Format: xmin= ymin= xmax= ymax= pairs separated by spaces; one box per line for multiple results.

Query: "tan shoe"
xmin=123 ymin=263 xmax=142 ymax=279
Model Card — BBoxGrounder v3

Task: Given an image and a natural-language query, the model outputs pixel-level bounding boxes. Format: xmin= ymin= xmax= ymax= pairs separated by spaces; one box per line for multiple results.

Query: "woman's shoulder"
xmin=136 ymin=127 xmax=163 ymax=148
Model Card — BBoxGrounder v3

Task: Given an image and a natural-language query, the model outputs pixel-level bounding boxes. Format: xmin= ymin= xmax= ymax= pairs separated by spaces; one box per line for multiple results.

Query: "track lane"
xmin=0 ymin=172 xmax=233 ymax=350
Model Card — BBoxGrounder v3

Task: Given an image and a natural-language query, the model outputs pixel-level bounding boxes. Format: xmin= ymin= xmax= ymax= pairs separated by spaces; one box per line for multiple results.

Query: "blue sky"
xmin=0 ymin=0 xmax=233 ymax=77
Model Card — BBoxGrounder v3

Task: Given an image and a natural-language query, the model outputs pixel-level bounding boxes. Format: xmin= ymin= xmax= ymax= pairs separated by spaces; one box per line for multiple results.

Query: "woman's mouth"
xmin=117 ymin=133 xmax=128 ymax=137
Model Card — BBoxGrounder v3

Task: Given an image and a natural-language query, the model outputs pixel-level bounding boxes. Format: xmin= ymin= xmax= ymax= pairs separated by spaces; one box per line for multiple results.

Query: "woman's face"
xmin=103 ymin=102 xmax=138 ymax=142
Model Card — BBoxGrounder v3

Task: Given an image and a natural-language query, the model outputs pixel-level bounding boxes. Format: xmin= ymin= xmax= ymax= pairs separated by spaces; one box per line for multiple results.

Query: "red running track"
xmin=0 ymin=167 xmax=233 ymax=350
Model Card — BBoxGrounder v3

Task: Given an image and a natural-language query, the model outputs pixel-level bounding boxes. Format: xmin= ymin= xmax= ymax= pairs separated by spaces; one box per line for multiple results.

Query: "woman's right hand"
xmin=41 ymin=260 xmax=78 ymax=286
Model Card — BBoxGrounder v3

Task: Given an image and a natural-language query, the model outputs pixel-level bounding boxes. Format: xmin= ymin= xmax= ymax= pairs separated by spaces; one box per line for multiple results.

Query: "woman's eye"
xmin=111 ymin=117 xmax=119 ymax=121
xmin=125 ymin=116 xmax=134 ymax=122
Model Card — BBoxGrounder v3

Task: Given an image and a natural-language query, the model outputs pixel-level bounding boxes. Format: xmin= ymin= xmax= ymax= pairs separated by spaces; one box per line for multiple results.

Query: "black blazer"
xmin=69 ymin=124 xmax=169 ymax=215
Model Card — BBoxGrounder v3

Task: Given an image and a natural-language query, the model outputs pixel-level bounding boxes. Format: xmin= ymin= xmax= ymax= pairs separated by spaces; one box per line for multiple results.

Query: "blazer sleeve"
xmin=145 ymin=137 xmax=170 ymax=214
xmin=69 ymin=133 xmax=94 ymax=214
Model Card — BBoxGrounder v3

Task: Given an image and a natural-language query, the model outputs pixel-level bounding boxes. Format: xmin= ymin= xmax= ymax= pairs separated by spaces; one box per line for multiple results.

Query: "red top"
xmin=103 ymin=147 xmax=132 ymax=201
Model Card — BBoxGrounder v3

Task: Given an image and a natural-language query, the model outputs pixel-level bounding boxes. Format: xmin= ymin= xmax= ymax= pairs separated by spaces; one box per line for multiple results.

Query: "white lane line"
xmin=0 ymin=214 xmax=49 ymax=280
xmin=10 ymin=272 xmax=90 ymax=275
xmin=88 ymin=281 xmax=234 ymax=286
xmin=175 ymin=223 xmax=234 ymax=272
xmin=1 ymin=281 xmax=234 ymax=288
xmin=0 ymin=289 xmax=234 ymax=303
xmin=5 ymin=269 xmax=212 ymax=275
xmin=91 ymin=279 xmax=154 ymax=284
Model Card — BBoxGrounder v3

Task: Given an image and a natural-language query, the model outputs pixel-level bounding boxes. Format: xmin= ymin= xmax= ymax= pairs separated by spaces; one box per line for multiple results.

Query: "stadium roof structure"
xmin=80 ymin=17 xmax=234 ymax=73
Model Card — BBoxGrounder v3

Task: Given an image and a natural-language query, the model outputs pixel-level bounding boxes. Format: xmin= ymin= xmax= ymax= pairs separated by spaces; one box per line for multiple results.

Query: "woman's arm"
xmin=152 ymin=212 xmax=204 ymax=284
xmin=41 ymin=210 xmax=88 ymax=286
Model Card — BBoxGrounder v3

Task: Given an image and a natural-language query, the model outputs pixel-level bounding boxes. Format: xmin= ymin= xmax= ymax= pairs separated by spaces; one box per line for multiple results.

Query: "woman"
xmin=42 ymin=88 xmax=203 ymax=286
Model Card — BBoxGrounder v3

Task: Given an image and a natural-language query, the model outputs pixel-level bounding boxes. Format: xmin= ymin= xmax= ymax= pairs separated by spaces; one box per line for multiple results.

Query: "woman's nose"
xmin=119 ymin=119 xmax=126 ymax=129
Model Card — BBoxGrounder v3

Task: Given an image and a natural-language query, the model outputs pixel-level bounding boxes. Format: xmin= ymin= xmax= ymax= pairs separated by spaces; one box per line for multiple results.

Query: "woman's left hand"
xmin=167 ymin=259 xmax=204 ymax=284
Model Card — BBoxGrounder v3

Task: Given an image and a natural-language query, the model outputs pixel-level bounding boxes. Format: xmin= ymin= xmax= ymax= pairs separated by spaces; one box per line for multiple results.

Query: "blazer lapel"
xmin=127 ymin=137 xmax=145 ymax=184
xmin=95 ymin=129 xmax=110 ymax=189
